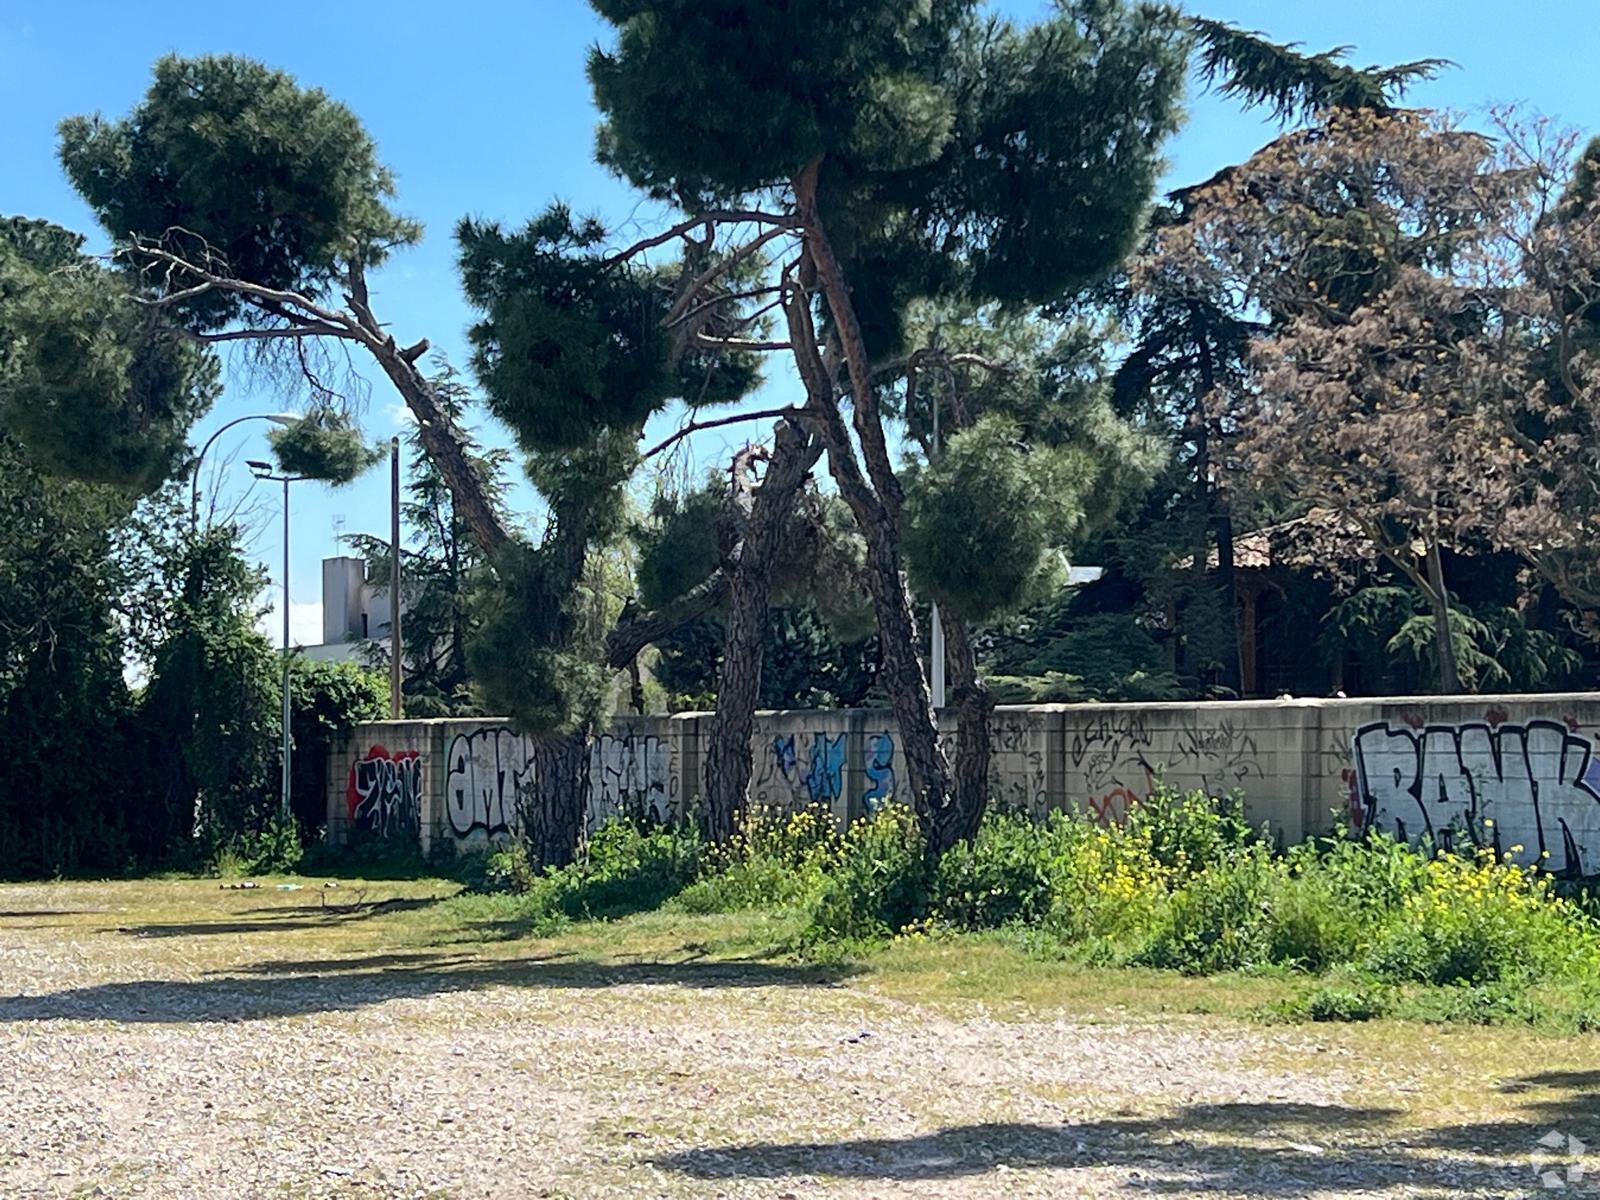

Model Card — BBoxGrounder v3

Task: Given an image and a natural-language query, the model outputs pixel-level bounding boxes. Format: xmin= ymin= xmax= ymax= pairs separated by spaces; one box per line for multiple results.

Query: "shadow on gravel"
xmin=651 ymin=1098 xmax=1560 ymax=1194
xmin=0 ymin=951 xmax=857 ymax=1023
xmin=116 ymin=896 xmax=445 ymax=938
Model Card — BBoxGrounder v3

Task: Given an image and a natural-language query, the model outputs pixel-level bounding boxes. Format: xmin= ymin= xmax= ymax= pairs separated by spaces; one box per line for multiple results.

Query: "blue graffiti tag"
xmin=803 ymin=733 xmax=846 ymax=803
xmin=864 ymin=732 xmax=897 ymax=811
xmin=772 ymin=734 xmax=798 ymax=780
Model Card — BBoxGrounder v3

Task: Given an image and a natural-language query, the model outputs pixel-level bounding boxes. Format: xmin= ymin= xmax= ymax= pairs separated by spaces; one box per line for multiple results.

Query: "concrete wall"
xmin=328 ymin=694 xmax=1600 ymax=876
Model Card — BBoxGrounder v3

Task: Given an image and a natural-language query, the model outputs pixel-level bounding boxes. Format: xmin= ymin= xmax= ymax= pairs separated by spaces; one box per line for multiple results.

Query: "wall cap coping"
xmin=344 ymin=692 xmax=1600 ymax=736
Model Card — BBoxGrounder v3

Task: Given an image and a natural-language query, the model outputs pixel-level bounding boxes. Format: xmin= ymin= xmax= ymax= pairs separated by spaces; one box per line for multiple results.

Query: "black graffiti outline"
xmin=1351 ymin=718 xmax=1600 ymax=877
xmin=445 ymin=726 xmax=533 ymax=838
xmin=350 ymin=751 xmax=422 ymax=839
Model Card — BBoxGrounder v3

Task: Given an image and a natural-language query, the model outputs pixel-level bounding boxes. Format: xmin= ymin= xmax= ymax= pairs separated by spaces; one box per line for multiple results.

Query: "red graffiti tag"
xmin=1089 ymin=786 xmax=1141 ymax=827
xmin=347 ymin=745 xmax=423 ymax=837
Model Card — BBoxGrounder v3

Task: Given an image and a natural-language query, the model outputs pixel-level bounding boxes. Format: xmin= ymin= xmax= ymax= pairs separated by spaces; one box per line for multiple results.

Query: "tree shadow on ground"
xmin=115 ymin=895 xmax=445 ymax=938
xmin=0 ymin=910 xmax=98 ymax=918
xmin=0 ymin=949 xmax=858 ymax=1024
xmin=651 ymin=1095 xmax=1580 ymax=1195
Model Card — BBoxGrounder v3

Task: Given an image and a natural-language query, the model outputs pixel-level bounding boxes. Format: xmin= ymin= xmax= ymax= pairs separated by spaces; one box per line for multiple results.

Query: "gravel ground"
xmin=0 ymin=880 xmax=1593 ymax=1198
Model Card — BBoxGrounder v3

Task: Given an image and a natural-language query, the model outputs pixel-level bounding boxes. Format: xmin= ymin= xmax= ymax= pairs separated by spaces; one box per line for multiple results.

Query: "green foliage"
xmin=467 ymin=541 xmax=611 ymax=734
xmin=589 ymin=0 xmax=969 ymax=199
xmin=210 ymin=813 xmax=303 ymax=877
xmin=1297 ymin=974 xmax=1392 ymax=1022
xmin=458 ymin=206 xmax=758 ymax=454
xmin=1135 ymin=843 xmax=1280 ymax=973
xmin=988 ymin=593 xmax=1185 ymax=703
xmin=0 ymin=432 xmax=205 ymax=876
xmin=804 ymin=804 xmax=930 ymax=943
xmin=1366 ymin=850 xmax=1599 ymax=987
xmin=1323 ymin=585 xmax=1585 ymax=695
xmin=267 ymin=408 xmax=383 ymax=485
xmin=674 ymin=803 xmax=843 ymax=913
xmin=136 ymin=528 xmax=282 ymax=855
xmin=0 ymin=215 xmax=218 ymax=493
xmin=1123 ymin=785 xmax=1254 ymax=879
xmin=466 ymin=818 xmax=702 ymax=927
xmin=634 ymin=481 xmax=725 ymax=610
xmin=931 ymin=814 xmax=1059 ymax=929
xmin=60 ymin=54 xmax=418 ymax=330
xmin=1188 ymin=18 xmax=1448 ymax=124
xmin=287 ymin=659 xmax=389 ymax=836
xmin=902 ymin=416 xmax=1071 ymax=622
xmin=591 ymin=1 xmax=1187 ymax=347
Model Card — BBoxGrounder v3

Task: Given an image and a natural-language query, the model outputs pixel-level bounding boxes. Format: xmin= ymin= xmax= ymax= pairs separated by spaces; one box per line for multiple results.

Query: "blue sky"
xmin=3 ymin=1 xmax=1596 ymax=646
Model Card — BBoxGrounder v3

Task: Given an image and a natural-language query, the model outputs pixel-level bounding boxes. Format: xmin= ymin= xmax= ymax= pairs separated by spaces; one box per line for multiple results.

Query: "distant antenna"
xmin=332 ymin=513 xmax=346 ymax=547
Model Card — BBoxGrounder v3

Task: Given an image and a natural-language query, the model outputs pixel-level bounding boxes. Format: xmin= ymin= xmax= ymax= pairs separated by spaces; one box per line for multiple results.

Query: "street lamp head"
xmin=246 ymin=459 xmax=274 ymax=478
xmin=265 ymin=413 xmax=299 ymax=426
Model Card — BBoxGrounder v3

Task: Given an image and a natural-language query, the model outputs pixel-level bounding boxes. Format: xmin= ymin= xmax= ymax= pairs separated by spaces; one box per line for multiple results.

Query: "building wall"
xmin=328 ymin=694 xmax=1600 ymax=875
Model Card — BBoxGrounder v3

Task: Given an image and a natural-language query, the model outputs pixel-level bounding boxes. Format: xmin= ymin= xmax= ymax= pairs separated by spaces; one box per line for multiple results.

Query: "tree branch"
xmin=642 ymin=406 xmax=805 ymax=460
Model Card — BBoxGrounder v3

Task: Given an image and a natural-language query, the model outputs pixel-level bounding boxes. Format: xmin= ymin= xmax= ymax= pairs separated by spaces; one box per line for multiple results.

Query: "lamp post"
xmin=248 ymin=460 xmax=307 ymax=824
xmin=189 ymin=413 xmax=299 ymax=532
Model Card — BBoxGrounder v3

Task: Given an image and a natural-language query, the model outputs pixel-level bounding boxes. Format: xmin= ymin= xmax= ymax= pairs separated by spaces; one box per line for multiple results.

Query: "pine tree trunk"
xmin=703 ymin=423 xmax=822 ymax=842
xmin=703 ymin=571 xmax=770 ymax=842
xmin=521 ymin=731 xmax=589 ymax=868
xmin=857 ymin=500 xmax=953 ymax=826
xmin=1424 ymin=541 xmax=1461 ymax=694
xmin=933 ymin=610 xmax=994 ymax=854
xmin=787 ymin=161 xmax=954 ymax=837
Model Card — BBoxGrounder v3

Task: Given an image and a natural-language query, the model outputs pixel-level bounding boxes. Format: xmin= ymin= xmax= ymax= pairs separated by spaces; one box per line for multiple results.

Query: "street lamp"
xmin=190 ymin=412 xmax=299 ymax=531
xmin=249 ymin=459 xmax=308 ymax=825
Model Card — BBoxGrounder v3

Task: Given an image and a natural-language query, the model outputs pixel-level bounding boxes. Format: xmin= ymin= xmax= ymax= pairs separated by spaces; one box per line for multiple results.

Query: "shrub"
xmin=210 ymin=812 xmax=303 ymax=877
xmin=1135 ymin=842 xmax=1283 ymax=973
xmin=806 ymin=804 xmax=928 ymax=943
xmin=675 ymin=804 xmax=841 ymax=914
xmin=1367 ymin=849 xmax=1600 ymax=987
xmin=1299 ymin=973 xmax=1391 ymax=1022
xmin=1123 ymin=784 xmax=1255 ymax=879
xmin=1263 ymin=833 xmax=1430 ymax=971
xmin=553 ymin=819 xmax=702 ymax=920
xmin=931 ymin=811 xmax=1059 ymax=930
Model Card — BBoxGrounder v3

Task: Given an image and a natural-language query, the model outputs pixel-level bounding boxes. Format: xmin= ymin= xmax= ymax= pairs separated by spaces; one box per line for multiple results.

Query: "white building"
xmin=298 ymin=555 xmax=400 ymax=664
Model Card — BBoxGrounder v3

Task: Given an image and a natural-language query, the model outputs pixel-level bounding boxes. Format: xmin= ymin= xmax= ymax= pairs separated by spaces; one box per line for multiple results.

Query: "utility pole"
xmin=248 ymin=461 xmax=306 ymax=824
xmin=390 ymin=437 xmax=403 ymax=719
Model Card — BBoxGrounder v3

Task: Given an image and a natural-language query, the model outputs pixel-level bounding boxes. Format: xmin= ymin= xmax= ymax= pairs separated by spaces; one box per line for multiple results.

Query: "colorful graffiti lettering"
xmin=863 ymin=732 xmax=897 ymax=811
xmin=1352 ymin=719 xmax=1600 ymax=876
xmin=348 ymin=745 xmax=423 ymax=839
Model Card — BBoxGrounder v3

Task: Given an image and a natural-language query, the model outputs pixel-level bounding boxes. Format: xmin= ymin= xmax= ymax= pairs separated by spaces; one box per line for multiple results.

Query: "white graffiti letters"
xmin=1352 ymin=719 xmax=1600 ymax=875
xmin=445 ymin=727 xmax=534 ymax=838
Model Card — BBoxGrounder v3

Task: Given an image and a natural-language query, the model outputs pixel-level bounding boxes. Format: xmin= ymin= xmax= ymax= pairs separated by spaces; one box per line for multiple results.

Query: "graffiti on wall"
xmin=755 ymin=731 xmax=847 ymax=811
xmin=445 ymin=727 xmax=534 ymax=839
xmin=1070 ymin=712 xmax=1154 ymax=794
xmin=1177 ymin=715 xmax=1265 ymax=794
xmin=348 ymin=745 xmax=423 ymax=839
xmin=589 ymin=733 xmax=674 ymax=826
xmin=863 ymin=732 xmax=896 ymax=811
xmin=993 ymin=715 xmax=1048 ymax=814
xmin=1352 ymin=717 xmax=1600 ymax=876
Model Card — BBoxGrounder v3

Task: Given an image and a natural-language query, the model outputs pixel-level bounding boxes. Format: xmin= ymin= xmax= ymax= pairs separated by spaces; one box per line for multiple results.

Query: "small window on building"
xmin=361 ymin=613 xmax=369 ymax=638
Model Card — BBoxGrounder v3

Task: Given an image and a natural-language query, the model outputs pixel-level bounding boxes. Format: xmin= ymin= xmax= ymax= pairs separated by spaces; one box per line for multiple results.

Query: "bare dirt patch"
xmin=1 ymin=879 xmax=1596 ymax=1198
